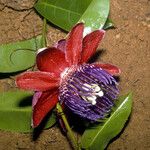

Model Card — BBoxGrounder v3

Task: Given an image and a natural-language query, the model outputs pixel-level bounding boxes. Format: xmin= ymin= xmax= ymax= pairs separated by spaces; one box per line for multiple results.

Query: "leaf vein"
xmin=39 ymin=2 xmax=81 ymax=16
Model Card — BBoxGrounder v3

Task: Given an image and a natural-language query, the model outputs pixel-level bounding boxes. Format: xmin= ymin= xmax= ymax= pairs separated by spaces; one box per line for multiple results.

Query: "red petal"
xmin=66 ymin=23 xmax=84 ymax=65
xmin=54 ymin=39 xmax=66 ymax=52
xmin=16 ymin=71 xmax=60 ymax=91
xmin=36 ymin=47 xmax=69 ymax=77
xmin=32 ymin=89 xmax=58 ymax=127
xmin=80 ymin=30 xmax=105 ymax=63
xmin=94 ymin=63 xmax=121 ymax=76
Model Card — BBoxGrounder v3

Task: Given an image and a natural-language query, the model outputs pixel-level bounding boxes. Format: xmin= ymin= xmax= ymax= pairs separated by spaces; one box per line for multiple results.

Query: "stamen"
xmin=87 ymin=96 xmax=97 ymax=105
xmin=91 ymin=84 xmax=101 ymax=92
xmin=96 ymin=91 xmax=104 ymax=97
xmin=82 ymin=95 xmax=97 ymax=105
xmin=80 ymin=83 xmax=104 ymax=105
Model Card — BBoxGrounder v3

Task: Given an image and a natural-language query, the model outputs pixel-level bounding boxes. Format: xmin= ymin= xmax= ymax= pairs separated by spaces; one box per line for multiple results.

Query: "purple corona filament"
xmin=59 ymin=64 xmax=119 ymax=121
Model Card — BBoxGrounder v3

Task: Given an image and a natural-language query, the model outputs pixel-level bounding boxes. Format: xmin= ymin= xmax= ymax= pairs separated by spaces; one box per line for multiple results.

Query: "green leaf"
xmin=0 ymin=90 xmax=56 ymax=132
xmin=103 ymin=18 xmax=114 ymax=30
xmin=0 ymin=35 xmax=42 ymax=73
xmin=80 ymin=93 xmax=132 ymax=150
xmin=34 ymin=0 xmax=109 ymax=34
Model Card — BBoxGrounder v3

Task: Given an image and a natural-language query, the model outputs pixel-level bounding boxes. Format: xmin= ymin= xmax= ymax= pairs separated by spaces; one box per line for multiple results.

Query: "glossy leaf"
xmin=78 ymin=0 xmax=109 ymax=35
xmin=0 ymin=35 xmax=42 ymax=73
xmin=34 ymin=0 xmax=109 ymax=34
xmin=81 ymin=93 xmax=132 ymax=150
xmin=0 ymin=90 xmax=56 ymax=132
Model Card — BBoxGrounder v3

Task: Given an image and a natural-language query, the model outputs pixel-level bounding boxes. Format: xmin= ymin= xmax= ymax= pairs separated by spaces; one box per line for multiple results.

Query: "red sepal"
xmin=16 ymin=71 xmax=60 ymax=91
xmin=66 ymin=23 xmax=84 ymax=65
xmin=80 ymin=30 xmax=105 ymax=63
xmin=94 ymin=63 xmax=121 ymax=76
xmin=32 ymin=89 xmax=58 ymax=128
xmin=36 ymin=47 xmax=69 ymax=77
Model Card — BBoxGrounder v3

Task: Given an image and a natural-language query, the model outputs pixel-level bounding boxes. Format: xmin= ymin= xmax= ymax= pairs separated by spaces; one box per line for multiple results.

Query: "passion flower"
xmin=16 ymin=23 xmax=120 ymax=127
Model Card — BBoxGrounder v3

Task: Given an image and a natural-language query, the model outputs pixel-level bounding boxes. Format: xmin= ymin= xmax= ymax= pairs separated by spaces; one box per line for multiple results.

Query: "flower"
xmin=16 ymin=23 xmax=120 ymax=128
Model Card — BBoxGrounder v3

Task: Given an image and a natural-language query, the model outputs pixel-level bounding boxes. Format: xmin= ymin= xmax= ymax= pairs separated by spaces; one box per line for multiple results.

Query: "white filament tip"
xmin=97 ymin=91 xmax=104 ymax=97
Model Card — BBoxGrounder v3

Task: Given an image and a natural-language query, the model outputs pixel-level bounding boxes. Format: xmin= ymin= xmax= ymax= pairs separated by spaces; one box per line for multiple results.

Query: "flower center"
xmin=60 ymin=67 xmax=69 ymax=79
xmin=81 ymin=83 xmax=104 ymax=105
xmin=60 ymin=65 xmax=77 ymax=82
xmin=59 ymin=64 xmax=119 ymax=121
xmin=60 ymin=64 xmax=115 ymax=105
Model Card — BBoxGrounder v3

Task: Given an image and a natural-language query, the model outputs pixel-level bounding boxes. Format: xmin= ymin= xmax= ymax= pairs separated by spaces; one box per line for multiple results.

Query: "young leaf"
xmin=0 ymin=90 xmax=56 ymax=132
xmin=34 ymin=0 xmax=109 ymax=33
xmin=80 ymin=93 xmax=132 ymax=150
xmin=0 ymin=35 xmax=42 ymax=73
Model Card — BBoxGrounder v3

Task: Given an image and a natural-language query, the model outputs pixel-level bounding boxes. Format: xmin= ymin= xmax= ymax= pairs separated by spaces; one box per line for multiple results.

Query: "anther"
xmin=96 ymin=91 xmax=104 ymax=97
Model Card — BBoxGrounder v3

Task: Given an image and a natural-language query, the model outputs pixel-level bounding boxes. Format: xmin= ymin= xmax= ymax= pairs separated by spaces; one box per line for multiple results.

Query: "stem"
xmin=42 ymin=18 xmax=47 ymax=47
xmin=56 ymin=103 xmax=81 ymax=150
